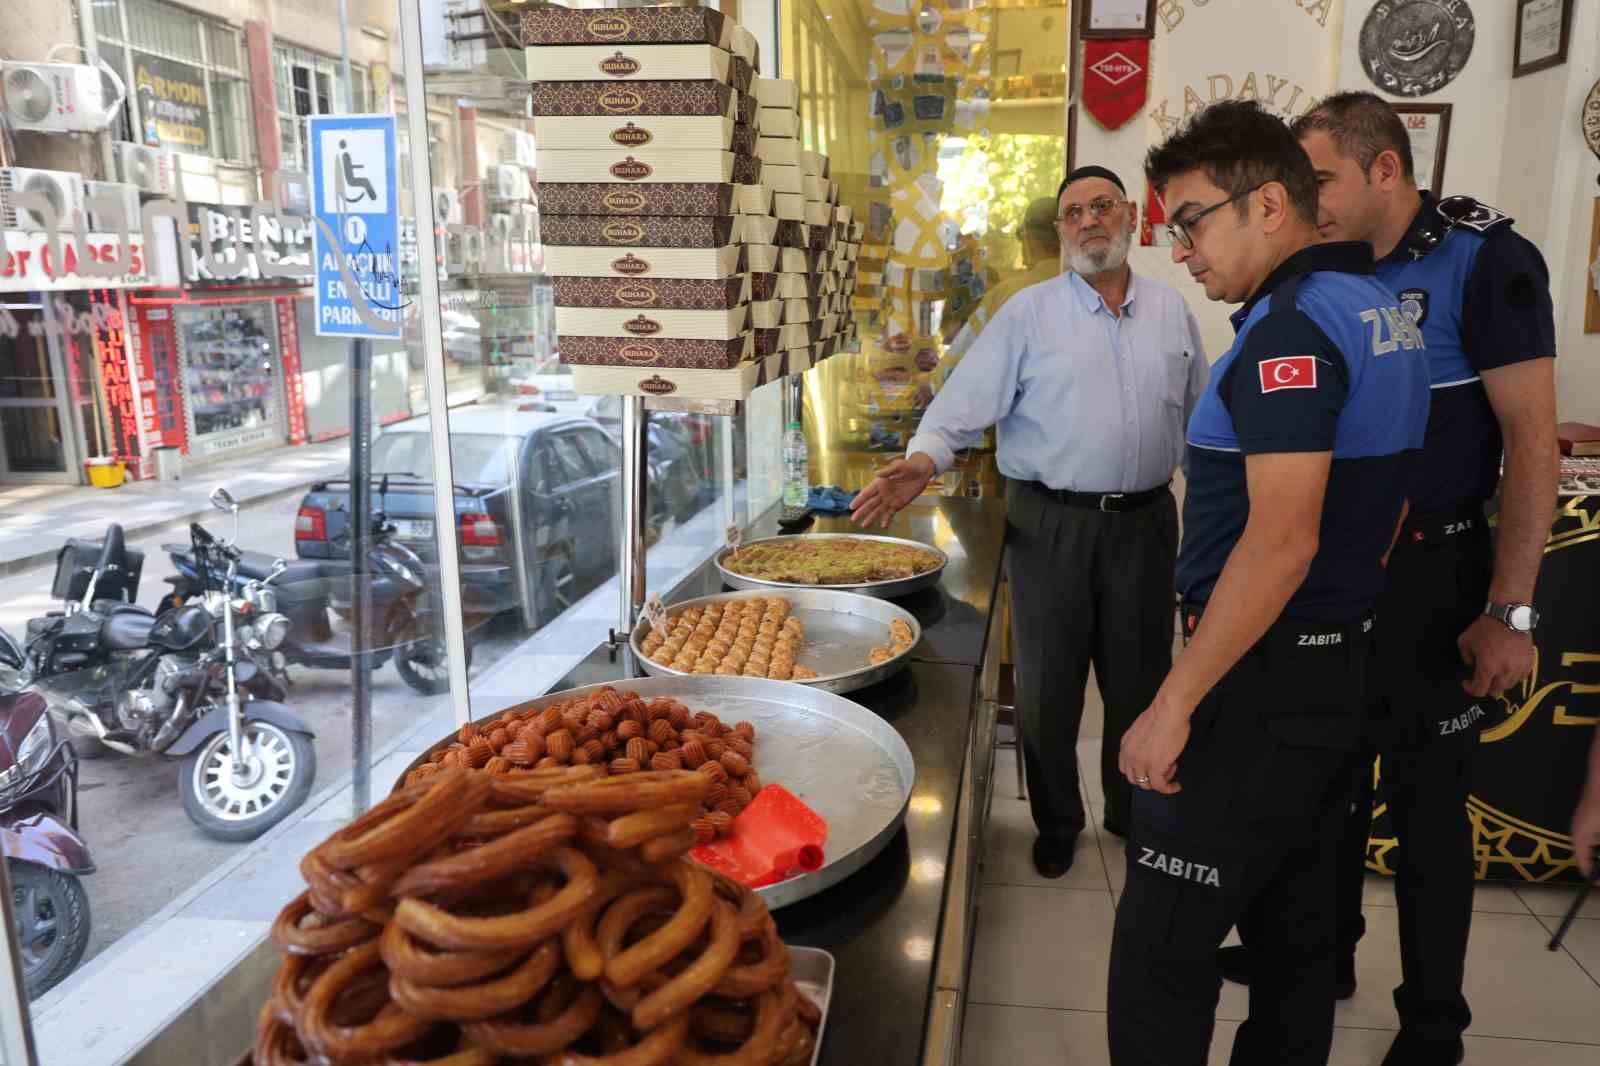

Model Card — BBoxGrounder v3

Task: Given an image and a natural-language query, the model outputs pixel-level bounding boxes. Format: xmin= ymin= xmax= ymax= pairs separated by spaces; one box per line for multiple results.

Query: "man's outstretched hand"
xmin=851 ymin=454 xmax=936 ymax=529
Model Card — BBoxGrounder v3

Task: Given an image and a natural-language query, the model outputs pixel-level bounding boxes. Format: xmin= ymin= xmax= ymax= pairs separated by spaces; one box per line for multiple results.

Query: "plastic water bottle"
xmin=782 ymin=421 xmax=809 ymax=518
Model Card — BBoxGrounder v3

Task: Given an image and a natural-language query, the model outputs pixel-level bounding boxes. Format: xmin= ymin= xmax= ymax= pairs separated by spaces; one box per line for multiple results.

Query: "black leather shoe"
xmin=1032 ymin=836 xmax=1075 ymax=879
xmin=1380 ymin=1032 xmax=1464 ymax=1066
xmin=1216 ymin=946 xmax=1357 ymax=1000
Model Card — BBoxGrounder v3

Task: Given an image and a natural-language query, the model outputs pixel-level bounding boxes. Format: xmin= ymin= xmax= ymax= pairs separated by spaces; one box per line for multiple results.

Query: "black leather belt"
xmin=1401 ymin=503 xmax=1486 ymax=547
xmin=1027 ymin=480 xmax=1169 ymax=513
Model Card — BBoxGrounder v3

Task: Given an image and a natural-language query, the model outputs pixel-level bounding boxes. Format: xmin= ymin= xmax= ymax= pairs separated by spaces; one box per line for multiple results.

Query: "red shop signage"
xmin=1083 ymin=39 xmax=1150 ymax=131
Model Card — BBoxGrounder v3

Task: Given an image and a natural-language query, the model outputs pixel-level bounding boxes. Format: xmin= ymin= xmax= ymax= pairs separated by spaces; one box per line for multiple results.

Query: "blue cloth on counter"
xmin=807 ymin=486 xmax=858 ymax=513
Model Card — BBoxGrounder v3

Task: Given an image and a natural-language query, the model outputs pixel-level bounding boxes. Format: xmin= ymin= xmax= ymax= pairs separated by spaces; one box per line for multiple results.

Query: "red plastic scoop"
xmin=691 ymin=784 xmax=829 ymax=888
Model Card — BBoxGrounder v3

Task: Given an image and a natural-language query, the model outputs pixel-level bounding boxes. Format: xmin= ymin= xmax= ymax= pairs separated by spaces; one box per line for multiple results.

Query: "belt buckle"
xmin=1100 ymin=493 xmax=1123 ymax=512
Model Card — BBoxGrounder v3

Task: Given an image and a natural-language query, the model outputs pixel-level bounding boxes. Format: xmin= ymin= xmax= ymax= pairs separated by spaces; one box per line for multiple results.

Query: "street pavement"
xmin=0 ymin=487 xmax=526 ymax=965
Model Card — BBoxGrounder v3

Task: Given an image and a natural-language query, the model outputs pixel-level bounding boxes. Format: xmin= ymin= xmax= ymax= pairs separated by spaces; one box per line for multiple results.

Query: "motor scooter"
xmin=0 ymin=651 xmax=94 ymax=999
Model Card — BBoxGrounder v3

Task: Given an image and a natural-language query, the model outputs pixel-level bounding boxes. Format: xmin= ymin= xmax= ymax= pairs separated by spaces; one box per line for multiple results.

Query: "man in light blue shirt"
xmin=854 ymin=165 xmax=1208 ymax=877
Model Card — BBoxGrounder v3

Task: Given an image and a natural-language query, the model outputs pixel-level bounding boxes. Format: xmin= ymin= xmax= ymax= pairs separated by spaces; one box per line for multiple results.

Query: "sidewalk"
xmin=0 ymin=441 xmax=352 ymax=577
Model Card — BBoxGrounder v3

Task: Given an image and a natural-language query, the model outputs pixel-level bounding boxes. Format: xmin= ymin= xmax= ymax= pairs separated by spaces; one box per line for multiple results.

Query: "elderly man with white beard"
xmin=853 ymin=166 xmax=1210 ymax=877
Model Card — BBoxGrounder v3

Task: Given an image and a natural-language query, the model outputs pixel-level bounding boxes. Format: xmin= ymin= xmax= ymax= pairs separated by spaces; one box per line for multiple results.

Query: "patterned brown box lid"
xmin=553 ymin=276 xmax=747 ymax=311
xmin=732 ymin=154 xmax=762 ymax=185
xmin=749 ymin=273 xmax=780 ymax=301
xmin=731 ymin=123 xmax=757 ymax=157
xmin=521 ymin=6 xmax=729 ymax=47
xmin=542 ymin=214 xmax=737 ymax=249
xmin=559 ymin=332 xmax=751 ymax=370
xmin=775 ymin=221 xmax=807 ymax=248
xmin=538 ymin=182 xmax=735 ymax=217
xmin=529 ymin=80 xmax=735 ymax=118
xmin=737 ymin=92 xmax=757 ymax=126
xmin=731 ymin=55 xmax=754 ymax=94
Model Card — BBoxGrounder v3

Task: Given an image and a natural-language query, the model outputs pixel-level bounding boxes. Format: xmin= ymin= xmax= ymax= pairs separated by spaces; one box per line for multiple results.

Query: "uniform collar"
xmin=1067 ymin=267 xmax=1139 ymax=318
xmin=1379 ymin=191 xmax=1439 ymax=267
xmin=1231 ymin=241 xmax=1374 ymax=331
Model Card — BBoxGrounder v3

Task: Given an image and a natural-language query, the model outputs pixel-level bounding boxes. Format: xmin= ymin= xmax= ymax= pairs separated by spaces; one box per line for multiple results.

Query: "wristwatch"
xmin=1485 ymin=602 xmax=1540 ymax=633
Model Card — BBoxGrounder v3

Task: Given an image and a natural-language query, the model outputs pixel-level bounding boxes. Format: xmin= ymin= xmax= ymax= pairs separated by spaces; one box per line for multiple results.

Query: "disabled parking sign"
xmin=309 ymin=114 xmax=403 ymax=338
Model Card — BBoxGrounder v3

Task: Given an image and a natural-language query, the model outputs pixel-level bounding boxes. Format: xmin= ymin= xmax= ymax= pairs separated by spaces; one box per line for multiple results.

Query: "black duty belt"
xmin=1180 ymin=600 xmax=1374 ymax=654
xmin=1027 ymin=480 xmax=1170 ymax=513
xmin=1401 ymin=503 xmax=1486 ymax=547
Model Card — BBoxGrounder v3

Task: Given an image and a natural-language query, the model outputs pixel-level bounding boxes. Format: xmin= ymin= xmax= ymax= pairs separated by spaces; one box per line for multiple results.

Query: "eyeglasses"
xmin=1165 ymin=183 xmax=1264 ymax=250
xmin=1057 ymin=197 xmax=1124 ymax=226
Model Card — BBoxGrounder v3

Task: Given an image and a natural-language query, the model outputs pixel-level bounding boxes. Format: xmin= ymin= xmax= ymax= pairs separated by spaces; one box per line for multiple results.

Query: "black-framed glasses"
xmin=1165 ymin=183 xmax=1264 ymax=249
xmin=1057 ymin=196 xmax=1124 ymax=226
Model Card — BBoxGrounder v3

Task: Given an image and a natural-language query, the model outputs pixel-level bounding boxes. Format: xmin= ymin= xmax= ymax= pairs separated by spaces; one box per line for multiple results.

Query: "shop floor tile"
xmin=968 ymin=883 xmax=1116 ymax=1012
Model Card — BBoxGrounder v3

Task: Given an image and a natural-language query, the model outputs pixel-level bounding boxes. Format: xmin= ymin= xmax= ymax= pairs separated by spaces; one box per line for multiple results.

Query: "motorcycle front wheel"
xmin=395 ymin=634 xmax=471 ymax=695
xmin=8 ymin=861 xmax=90 ymax=1000
xmin=179 ymin=720 xmax=316 ymax=842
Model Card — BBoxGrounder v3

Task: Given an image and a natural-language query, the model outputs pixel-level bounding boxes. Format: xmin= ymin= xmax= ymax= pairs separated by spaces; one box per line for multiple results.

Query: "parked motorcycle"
xmin=161 ymin=479 xmax=459 ymax=695
xmin=4 ymin=495 xmax=318 ymax=842
xmin=0 ymin=677 xmax=93 ymax=1000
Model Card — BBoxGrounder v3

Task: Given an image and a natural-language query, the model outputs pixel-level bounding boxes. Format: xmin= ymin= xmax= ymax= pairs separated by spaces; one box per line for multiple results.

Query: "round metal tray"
xmin=714 ymin=532 xmax=948 ymax=599
xmin=400 ymin=675 xmax=915 ymax=911
xmin=632 ymin=588 xmax=920 ymax=694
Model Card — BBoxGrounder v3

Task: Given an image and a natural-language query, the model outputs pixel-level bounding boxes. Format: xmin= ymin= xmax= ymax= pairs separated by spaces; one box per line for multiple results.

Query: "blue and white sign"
xmin=309 ymin=114 xmax=403 ymax=338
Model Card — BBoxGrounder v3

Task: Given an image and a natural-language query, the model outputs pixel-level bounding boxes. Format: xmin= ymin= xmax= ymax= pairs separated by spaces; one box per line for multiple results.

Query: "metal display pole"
xmin=617 ymin=396 xmax=648 ymax=674
xmin=720 ymin=413 xmax=737 ymax=532
xmin=398 ymin=0 xmax=474 ymax=729
xmin=349 ymin=337 xmax=373 ymax=816
xmin=0 ymin=862 xmax=39 ymax=1065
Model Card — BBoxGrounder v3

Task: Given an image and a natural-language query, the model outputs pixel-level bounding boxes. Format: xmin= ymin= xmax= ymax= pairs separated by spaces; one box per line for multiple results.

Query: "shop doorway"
xmin=174 ymin=300 xmax=289 ymax=461
xmin=0 ymin=300 xmax=84 ymax=485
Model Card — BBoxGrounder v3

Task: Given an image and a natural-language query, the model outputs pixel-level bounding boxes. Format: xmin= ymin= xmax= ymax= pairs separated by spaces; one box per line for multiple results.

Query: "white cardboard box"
xmin=527 ymin=44 xmax=733 ymax=83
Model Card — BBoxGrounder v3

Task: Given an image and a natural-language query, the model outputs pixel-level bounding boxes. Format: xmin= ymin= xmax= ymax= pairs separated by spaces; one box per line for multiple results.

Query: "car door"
xmin=545 ymin=430 xmax=601 ymax=575
xmin=572 ymin=427 xmax=621 ymax=566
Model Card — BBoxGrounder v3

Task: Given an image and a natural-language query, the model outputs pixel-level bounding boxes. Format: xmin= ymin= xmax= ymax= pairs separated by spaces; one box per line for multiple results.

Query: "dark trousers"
xmin=1108 ymin=614 xmax=1370 ymax=1066
xmin=1333 ymin=527 xmax=1491 ymax=1043
xmin=1005 ymin=481 xmax=1178 ymax=841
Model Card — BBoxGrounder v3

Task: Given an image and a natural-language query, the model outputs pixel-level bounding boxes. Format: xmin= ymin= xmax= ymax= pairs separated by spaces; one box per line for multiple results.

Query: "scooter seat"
xmin=101 ymin=611 xmax=156 ymax=651
xmin=235 ymin=552 xmax=328 ymax=584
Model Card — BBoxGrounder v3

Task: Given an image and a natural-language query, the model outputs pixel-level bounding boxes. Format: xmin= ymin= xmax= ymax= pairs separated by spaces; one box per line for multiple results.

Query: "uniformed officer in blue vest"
xmin=1207 ymin=91 xmax=1560 ymax=1066
xmin=1107 ymin=100 xmax=1430 ymax=1065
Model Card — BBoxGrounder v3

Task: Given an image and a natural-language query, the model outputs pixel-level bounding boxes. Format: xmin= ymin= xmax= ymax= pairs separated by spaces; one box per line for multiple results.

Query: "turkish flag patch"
xmin=1258 ymin=356 xmax=1318 ymax=393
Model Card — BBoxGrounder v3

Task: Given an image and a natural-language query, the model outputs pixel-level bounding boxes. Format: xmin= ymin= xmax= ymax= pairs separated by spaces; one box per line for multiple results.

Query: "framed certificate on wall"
xmin=1514 ymin=0 xmax=1571 ymax=78
xmin=1394 ymin=103 xmax=1452 ymax=195
xmin=1080 ymin=0 xmax=1156 ymax=40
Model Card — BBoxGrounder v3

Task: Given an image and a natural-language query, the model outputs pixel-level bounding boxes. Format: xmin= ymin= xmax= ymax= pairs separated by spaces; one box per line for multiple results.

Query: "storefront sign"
xmin=185 ymin=204 xmax=312 ymax=286
xmin=1084 ymin=39 xmax=1149 ymax=130
xmin=0 ymin=230 xmax=172 ymax=292
xmin=309 ymin=113 xmax=403 ymax=338
xmin=89 ymin=289 xmax=141 ymax=463
xmin=1147 ymin=0 xmax=1344 ymax=137
xmin=277 ymin=298 xmax=309 ymax=445
xmin=133 ymin=50 xmax=211 ymax=151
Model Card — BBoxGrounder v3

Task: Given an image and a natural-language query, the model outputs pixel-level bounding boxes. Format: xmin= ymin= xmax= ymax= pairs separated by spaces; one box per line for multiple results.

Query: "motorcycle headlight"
xmin=0 ymin=713 xmax=55 ymax=793
xmin=255 ymin=613 xmax=291 ymax=651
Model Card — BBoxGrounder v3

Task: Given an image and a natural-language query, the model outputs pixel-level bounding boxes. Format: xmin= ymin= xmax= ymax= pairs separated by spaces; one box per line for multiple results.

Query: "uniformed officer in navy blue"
xmin=1107 ymin=100 xmax=1430 ymax=1065
xmin=1206 ymin=91 xmax=1560 ymax=1066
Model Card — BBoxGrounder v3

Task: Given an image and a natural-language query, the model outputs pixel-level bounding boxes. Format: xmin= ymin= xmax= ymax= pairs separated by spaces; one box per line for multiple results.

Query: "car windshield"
xmin=370 ymin=433 xmax=514 ymax=485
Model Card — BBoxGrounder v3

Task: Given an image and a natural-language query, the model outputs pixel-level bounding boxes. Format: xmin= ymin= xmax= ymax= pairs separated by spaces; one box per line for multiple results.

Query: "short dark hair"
xmin=1145 ymin=100 xmax=1319 ymax=226
xmin=1291 ymin=90 xmax=1415 ymax=180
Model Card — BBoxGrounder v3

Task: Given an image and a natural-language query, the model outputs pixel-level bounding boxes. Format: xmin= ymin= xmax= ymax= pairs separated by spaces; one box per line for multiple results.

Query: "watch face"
xmin=1509 ymin=605 xmax=1537 ymax=630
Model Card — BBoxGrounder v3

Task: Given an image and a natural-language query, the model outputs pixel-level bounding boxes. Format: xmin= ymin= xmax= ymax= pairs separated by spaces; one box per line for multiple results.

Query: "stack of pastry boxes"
xmin=743 ymin=77 xmax=813 ymax=376
xmin=524 ymin=4 xmax=769 ymax=398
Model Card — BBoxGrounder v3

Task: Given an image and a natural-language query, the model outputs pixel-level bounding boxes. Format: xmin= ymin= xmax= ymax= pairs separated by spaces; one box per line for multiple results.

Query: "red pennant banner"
xmin=1083 ymin=38 xmax=1149 ymax=132
xmin=1140 ymin=180 xmax=1169 ymax=247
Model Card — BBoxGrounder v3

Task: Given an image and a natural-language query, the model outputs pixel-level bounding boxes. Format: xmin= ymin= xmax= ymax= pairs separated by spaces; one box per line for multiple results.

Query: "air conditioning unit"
xmin=489 ymin=212 xmax=514 ymax=241
xmin=0 ymin=168 xmax=85 ymax=230
xmin=488 ymin=164 xmax=529 ymax=202
xmin=115 ymin=142 xmax=177 ymax=196
xmin=515 ymin=202 xmax=539 ymax=240
xmin=0 ymin=62 xmax=108 ymax=133
xmin=84 ymin=180 xmax=141 ymax=232
xmin=434 ymin=188 xmax=462 ymax=225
